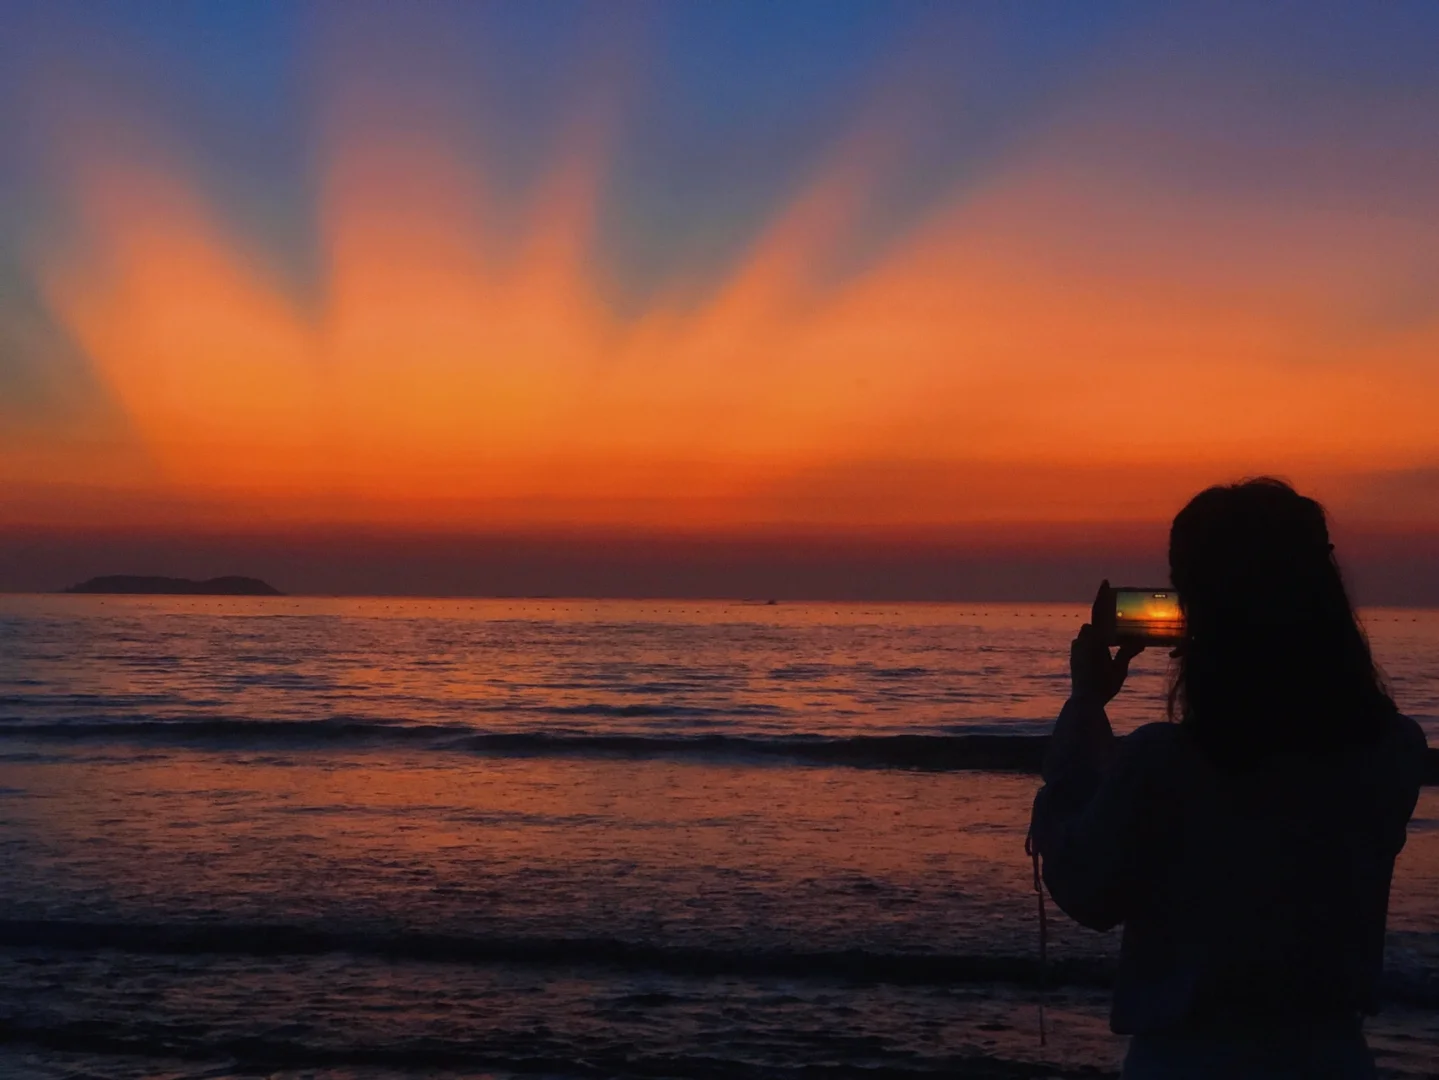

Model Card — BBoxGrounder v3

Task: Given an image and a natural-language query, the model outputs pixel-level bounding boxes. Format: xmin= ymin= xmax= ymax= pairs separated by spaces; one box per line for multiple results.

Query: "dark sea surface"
xmin=0 ymin=596 xmax=1435 ymax=1079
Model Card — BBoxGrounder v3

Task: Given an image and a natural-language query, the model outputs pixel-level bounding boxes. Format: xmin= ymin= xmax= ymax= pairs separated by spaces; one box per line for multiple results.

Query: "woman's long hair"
xmin=1167 ymin=478 xmax=1395 ymax=770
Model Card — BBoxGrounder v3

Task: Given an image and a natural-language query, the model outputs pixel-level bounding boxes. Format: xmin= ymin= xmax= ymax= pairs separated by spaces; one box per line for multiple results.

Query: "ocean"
xmin=0 ymin=595 xmax=1435 ymax=1079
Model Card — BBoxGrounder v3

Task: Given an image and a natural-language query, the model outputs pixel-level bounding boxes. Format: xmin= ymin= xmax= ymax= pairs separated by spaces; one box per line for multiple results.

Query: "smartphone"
xmin=1106 ymin=587 xmax=1185 ymax=647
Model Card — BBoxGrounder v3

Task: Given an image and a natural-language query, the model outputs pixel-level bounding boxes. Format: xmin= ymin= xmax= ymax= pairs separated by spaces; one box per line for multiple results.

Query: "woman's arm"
xmin=1031 ymin=708 xmax=1171 ymax=931
xmin=1029 ymin=606 xmax=1157 ymax=931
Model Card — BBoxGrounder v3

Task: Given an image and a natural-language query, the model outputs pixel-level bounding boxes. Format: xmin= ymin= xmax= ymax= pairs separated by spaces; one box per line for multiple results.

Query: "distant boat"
xmin=63 ymin=575 xmax=284 ymax=596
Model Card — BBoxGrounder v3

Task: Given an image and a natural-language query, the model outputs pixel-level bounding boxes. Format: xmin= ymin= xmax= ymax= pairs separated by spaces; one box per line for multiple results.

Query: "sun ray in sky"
xmin=2 ymin=1 xmax=1438 ymax=572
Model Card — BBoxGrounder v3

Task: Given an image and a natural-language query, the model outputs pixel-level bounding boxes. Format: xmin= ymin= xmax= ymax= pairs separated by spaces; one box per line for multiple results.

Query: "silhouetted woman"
xmin=1031 ymin=478 xmax=1428 ymax=1079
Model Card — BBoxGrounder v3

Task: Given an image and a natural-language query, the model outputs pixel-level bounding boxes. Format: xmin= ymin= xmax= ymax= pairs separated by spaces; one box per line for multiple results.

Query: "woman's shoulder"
xmin=1374 ymin=711 xmax=1430 ymax=785
xmin=1387 ymin=711 xmax=1429 ymax=755
xmin=1115 ymin=721 xmax=1187 ymax=776
xmin=1121 ymin=720 xmax=1184 ymax=753
xmin=1356 ymin=712 xmax=1429 ymax=848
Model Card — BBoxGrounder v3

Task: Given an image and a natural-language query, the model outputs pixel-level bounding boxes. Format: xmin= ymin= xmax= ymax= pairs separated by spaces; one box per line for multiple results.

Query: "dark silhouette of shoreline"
xmin=63 ymin=575 xmax=283 ymax=597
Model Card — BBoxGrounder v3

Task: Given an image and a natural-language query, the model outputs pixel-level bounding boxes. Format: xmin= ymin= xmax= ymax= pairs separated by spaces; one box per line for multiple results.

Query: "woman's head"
xmin=1168 ymin=478 xmax=1394 ymax=768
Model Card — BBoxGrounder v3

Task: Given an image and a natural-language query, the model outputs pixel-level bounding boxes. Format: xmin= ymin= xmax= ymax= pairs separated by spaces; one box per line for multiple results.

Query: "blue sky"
xmin=2 ymin=0 xmax=1436 ymax=411
xmin=0 ymin=2 xmax=1135 ymax=307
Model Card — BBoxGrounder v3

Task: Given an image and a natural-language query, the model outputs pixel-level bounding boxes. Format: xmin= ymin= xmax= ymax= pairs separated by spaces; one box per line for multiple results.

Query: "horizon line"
xmin=8 ymin=589 xmax=1439 ymax=612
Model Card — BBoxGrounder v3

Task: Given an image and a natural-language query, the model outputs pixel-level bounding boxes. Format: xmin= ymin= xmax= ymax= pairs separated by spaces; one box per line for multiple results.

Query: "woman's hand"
xmin=1070 ymin=581 xmax=1144 ymax=704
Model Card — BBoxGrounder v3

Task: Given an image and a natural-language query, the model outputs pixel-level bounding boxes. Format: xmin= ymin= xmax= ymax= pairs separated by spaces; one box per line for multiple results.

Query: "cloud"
xmin=5 ymin=2 xmax=1439 ymax=544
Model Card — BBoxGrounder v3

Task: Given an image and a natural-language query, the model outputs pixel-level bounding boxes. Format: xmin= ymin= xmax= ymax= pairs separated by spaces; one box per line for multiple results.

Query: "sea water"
xmin=0 ymin=596 xmax=1435 ymax=1079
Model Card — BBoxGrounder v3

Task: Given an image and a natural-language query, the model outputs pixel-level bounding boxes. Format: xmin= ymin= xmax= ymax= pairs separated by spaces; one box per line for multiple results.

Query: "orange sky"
xmin=2 ymin=3 xmax=1438 ymax=572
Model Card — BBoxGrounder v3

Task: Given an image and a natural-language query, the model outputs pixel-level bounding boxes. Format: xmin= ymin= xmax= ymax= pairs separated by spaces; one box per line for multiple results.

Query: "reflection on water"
xmin=0 ymin=596 xmax=1435 ymax=1078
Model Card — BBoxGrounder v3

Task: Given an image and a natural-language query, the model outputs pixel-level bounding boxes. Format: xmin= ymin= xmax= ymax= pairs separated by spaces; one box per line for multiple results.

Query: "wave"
xmin=3 ymin=718 xmax=1435 ymax=780
xmin=2 ymin=919 xmax=1435 ymax=1009
xmin=0 ymin=718 xmax=1051 ymax=771
xmin=0 ymin=917 xmax=1100 ymax=989
xmin=450 ymin=731 xmax=1051 ymax=771
xmin=0 ymin=716 xmax=472 ymax=745
xmin=0 ymin=1017 xmax=1108 ymax=1079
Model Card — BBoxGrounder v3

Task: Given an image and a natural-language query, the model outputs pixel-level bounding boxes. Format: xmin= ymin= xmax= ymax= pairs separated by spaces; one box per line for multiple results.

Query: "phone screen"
xmin=1112 ymin=587 xmax=1185 ymax=646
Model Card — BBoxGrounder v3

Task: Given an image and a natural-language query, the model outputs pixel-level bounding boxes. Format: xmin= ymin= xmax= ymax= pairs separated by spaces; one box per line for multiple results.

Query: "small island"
xmin=63 ymin=575 xmax=284 ymax=596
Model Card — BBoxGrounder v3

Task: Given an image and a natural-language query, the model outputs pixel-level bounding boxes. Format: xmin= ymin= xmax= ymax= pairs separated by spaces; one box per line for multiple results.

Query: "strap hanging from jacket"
xmin=1024 ymin=824 xmax=1048 ymax=1047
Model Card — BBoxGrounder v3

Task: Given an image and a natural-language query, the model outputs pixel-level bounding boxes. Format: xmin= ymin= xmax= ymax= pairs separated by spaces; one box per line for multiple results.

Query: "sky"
xmin=1 ymin=1 xmax=1437 ymax=599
